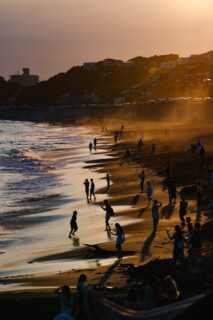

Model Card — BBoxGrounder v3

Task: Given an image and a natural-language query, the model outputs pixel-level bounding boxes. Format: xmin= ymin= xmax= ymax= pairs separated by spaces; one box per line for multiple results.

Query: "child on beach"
xmin=146 ymin=181 xmax=153 ymax=205
xmin=113 ymin=223 xmax=125 ymax=258
xmin=101 ymin=199 xmax=114 ymax=231
xmin=69 ymin=211 xmax=78 ymax=238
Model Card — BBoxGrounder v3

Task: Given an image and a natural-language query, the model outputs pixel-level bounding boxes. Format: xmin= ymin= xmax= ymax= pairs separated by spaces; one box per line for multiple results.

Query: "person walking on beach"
xmin=93 ymin=138 xmax=97 ymax=150
xmin=138 ymin=170 xmax=145 ymax=193
xmin=152 ymin=200 xmax=162 ymax=231
xmin=90 ymin=178 xmax=96 ymax=201
xmin=167 ymin=225 xmax=185 ymax=264
xmin=89 ymin=142 xmax=93 ymax=153
xmin=179 ymin=197 xmax=188 ymax=226
xmin=101 ymin=199 xmax=114 ymax=231
xmin=146 ymin=181 xmax=153 ymax=205
xmin=84 ymin=179 xmax=90 ymax=201
xmin=69 ymin=211 xmax=78 ymax=237
xmin=106 ymin=173 xmax=110 ymax=189
xmin=113 ymin=223 xmax=125 ymax=258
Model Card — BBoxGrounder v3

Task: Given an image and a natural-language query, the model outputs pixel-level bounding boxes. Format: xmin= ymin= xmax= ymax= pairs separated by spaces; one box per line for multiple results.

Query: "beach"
xmin=0 ymin=119 xmax=213 ymax=319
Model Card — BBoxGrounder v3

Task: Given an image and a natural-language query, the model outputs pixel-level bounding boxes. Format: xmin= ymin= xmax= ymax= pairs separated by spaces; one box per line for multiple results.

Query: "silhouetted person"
xmin=101 ymin=199 xmax=114 ymax=231
xmin=93 ymin=138 xmax=97 ymax=150
xmin=90 ymin=178 xmax=96 ymax=201
xmin=84 ymin=179 xmax=89 ymax=201
xmin=125 ymin=148 xmax=131 ymax=162
xmin=179 ymin=197 xmax=188 ymax=226
xmin=89 ymin=142 xmax=93 ymax=153
xmin=120 ymin=124 xmax=124 ymax=135
xmin=114 ymin=131 xmax=118 ymax=143
xmin=113 ymin=223 xmax=125 ymax=258
xmin=77 ymin=274 xmax=87 ymax=293
xmin=146 ymin=181 xmax=153 ymax=205
xmin=137 ymin=138 xmax=143 ymax=152
xmin=138 ymin=170 xmax=145 ymax=193
xmin=152 ymin=200 xmax=162 ymax=230
xmin=167 ymin=225 xmax=185 ymax=264
xmin=55 ymin=285 xmax=72 ymax=316
xmin=69 ymin=211 xmax=78 ymax=237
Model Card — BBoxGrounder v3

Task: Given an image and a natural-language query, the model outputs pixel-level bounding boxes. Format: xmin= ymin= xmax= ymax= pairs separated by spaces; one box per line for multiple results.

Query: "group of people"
xmin=83 ymin=178 xmax=96 ymax=202
xmin=53 ymin=271 xmax=180 ymax=319
xmin=89 ymin=137 xmax=97 ymax=152
xmin=124 ymin=275 xmax=179 ymax=311
xmin=167 ymin=219 xmax=201 ymax=264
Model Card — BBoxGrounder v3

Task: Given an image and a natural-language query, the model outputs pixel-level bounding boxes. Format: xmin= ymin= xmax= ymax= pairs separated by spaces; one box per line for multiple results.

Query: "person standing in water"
xmin=90 ymin=178 xmax=96 ymax=201
xmin=84 ymin=179 xmax=90 ymax=201
xmin=152 ymin=200 xmax=162 ymax=231
xmin=113 ymin=223 xmax=125 ymax=258
xmin=93 ymin=138 xmax=97 ymax=150
xmin=69 ymin=211 xmax=78 ymax=237
xmin=101 ymin=199 xmax=114 ymax=231
xmin=89 ymin=142 xmax=93 ymax=153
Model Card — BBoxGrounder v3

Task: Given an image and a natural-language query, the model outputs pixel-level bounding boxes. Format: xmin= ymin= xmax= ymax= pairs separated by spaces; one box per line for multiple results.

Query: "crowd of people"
xmin=60 ymin=127 xmax=211 ymax=319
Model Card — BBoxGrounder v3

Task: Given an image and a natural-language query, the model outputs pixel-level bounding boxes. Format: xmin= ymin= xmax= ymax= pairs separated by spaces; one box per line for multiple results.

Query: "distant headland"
xmin=1 ymin=51 xmax=213 ymax=122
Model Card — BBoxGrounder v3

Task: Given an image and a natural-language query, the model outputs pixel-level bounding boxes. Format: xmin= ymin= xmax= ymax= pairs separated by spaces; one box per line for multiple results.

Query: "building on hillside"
xmin=159 ymin=60 xmax=177 ymax=69
xmin=100 ymin=59 xmax=123 ymax=67
xmin=83 ymin=62 xmax=97 ymax=70
xmin=9 ymin=68 xmax=39 ymax=86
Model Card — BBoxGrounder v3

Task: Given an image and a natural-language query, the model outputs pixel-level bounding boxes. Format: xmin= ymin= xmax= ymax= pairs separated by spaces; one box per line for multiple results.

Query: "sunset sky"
xmin=1 ymin=0 xmax=213 ymax=80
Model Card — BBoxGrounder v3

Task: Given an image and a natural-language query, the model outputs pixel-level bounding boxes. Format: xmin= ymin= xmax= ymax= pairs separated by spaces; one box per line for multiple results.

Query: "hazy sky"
xmin=1 ymin=0 xmax=213 ymax=80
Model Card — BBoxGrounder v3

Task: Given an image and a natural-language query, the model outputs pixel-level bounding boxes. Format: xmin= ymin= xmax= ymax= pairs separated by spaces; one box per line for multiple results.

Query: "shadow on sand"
xmin=140 ymin=230 xmax=156 ymax=262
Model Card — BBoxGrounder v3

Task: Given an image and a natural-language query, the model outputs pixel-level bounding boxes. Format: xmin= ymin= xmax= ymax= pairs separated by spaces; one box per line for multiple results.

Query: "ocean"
xmin=0 ymin=120 xmax=135 ymax=283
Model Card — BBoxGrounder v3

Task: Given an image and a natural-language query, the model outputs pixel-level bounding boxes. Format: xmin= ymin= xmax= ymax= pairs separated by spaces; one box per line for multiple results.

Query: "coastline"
xmin=0 ymin=120 xmax=213 ymax=295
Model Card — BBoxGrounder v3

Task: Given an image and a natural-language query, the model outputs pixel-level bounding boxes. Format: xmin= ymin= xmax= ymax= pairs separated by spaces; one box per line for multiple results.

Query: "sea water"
xmin=0 ymin=121 xmax=137 ymax=281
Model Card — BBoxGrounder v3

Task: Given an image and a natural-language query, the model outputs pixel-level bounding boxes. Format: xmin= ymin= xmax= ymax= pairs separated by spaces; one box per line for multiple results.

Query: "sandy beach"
xmin=0 ymin=119 xmax=213 ymax=320
xmin=0 ymin=119 xmax=212 ymax=290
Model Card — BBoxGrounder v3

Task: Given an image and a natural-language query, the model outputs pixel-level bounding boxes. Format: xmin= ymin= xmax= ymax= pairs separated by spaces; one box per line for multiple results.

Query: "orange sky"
xmin=0 ymin=0 xmax=213 ymax=80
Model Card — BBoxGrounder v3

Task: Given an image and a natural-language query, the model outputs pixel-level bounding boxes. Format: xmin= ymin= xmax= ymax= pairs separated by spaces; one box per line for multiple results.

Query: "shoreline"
xmin=0 ymin=120 xmax=212 ymax=295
